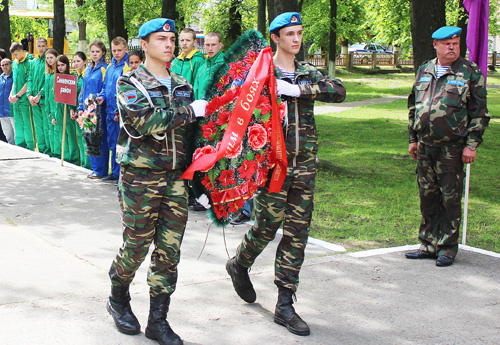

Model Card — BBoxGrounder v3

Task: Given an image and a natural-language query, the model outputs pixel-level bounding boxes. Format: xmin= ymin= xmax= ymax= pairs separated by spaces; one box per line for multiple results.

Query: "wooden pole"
xmin=61 ymin=104 xmax=67 ymax=166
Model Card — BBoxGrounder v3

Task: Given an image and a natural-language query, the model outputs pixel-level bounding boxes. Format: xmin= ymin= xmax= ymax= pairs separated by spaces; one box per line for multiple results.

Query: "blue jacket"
xmin=78 ymin=58 xmax=109 ymax=111
xmin=98 ymin=54 xmax=131 ymax=116
xmin=0 ymin=72 xmax=13 ymax=117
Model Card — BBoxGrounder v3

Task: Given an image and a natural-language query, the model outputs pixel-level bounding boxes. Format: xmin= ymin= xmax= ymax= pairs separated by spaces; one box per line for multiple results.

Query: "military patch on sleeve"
xmin=148 ymin=91 xmax=162 ymax=98
xmin=175 ymin=91 xmax=191 ymax=97
xmin=124 ymin=90 xmax=137 ymax=103
xmin=419 ymin=76 xmax=432 ymax=82
xmin=298 ymin=80 xmax=312 ymax=85
xmin=447 ymin=80 xmax=466 ymax=87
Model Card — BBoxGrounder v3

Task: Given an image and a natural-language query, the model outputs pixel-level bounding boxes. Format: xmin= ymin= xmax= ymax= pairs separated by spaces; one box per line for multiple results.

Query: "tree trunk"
xmin=227 ymin=0 xmax=242 ymax=47
xmin=267 ymin=0 xmax=303 ymax=59
xmin=0 ymin=0 xmax=11 ymax=59
xmin=457 ymin=0 xmax=468 ymax=58
xmin=76 ymin=0 xmax=87 ymax=52
xmin=257 ymin=0 xmax=266 ymax=38
xmin=328 ymin=0 xmax=337 ymax=78
xmin=161 ymin=0 xmax=179 ymax=22
xmin=53 ymin=0 xmax=65 ymax=54
xmin=409 ymin=0 xmax=446 ymax=71
xmin=106 ymin=0 xmax=127 ymax=46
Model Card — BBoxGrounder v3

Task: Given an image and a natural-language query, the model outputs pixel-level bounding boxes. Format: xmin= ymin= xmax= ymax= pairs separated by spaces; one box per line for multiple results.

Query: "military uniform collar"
xmin=426 ymin=56 xmax=465 ymax=78
xmin=131 ymin=63 xmax=188 ymax=89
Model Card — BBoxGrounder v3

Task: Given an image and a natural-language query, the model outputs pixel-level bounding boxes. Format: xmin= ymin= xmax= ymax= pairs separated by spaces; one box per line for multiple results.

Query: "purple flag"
xmin=463 ymin=0 xmax=489 ymax=85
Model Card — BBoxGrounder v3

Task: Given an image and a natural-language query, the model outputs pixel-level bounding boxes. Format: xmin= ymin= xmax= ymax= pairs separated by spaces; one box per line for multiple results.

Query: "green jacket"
xmin=43 ymin=72 xmax=56 ymax=119
xmin=276 ymin=60 xmax=346 ymax=167
xmin=116 ymin=63 xmax=197 ymax=170
xmin=193 ymin=51 xmax=229 ymax=99
xmin=27 ymin=50 xmax=47 ymax=105
xmin=171 ymin=49 xmax=205 ymax=86
xmin=12 ymin=53 xmax=33 ymax=105
xmin=408 ymin=56 xmax=490 ymax=149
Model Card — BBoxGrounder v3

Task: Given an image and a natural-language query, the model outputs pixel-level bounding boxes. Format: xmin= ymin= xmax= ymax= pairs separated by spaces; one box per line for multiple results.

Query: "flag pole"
xmin=462 ymin=163 xmax=471 ymax=245
xmin=61 ymin=104 xmax=67 ymax=166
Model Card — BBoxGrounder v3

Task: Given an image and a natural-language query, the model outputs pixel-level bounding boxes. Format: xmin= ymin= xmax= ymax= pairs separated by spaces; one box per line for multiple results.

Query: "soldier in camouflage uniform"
xmin=226 ymin=12 xmax=346 ymax=336
xmin=405 ymin=26 xmax=489 ymax=267
xmin=106 ymin=18 xmax=208 ymax=345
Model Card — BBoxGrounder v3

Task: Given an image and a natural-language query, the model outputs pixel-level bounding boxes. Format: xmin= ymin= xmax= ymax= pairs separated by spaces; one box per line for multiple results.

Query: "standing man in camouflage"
xmin=107 ymin=18 xmax=208 ymax=345
xmin=226 ymin=12 xmax=346 ymax=336
xmin=27 ymin=37 xmax=50 ymax=154
xmin=405 ymin=26 xmax=489 ymax=267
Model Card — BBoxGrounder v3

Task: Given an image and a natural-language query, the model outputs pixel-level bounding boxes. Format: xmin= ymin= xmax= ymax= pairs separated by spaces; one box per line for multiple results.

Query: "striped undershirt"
xmin=436 ymin=64 xmax=450 ymax=79
xmin=281 ymin=70 xmax=296 ymax=83
xmin=156 ymin=76 xmax=172 ymax=95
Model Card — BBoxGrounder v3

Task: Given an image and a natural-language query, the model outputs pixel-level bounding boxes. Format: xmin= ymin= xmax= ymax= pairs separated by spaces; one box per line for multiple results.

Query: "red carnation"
xmin=228 ymin=61 xmax=248 ymax=80
xmin=201 ymin=121 xmax=218 ymax=141
xmin=218 ymin=141 xmax=242 ymax=159
xmin=248 ymin=123 xmax=267 ymax=150
xmin=219 ymin=169 xmax=236 ymax=187
xmin=193 ymin=145 xmax=217 ymax=172
xmin=238 ymin=159 xmax=259 ymax=180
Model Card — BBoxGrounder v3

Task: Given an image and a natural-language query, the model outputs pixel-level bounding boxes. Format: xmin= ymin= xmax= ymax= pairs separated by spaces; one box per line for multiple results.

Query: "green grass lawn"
xmin=312 ymin=82 xmax=500 ymax=253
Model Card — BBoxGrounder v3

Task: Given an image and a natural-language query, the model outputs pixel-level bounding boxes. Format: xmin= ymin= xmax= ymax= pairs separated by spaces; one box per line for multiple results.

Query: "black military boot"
xmin=226 ymin=256 xmax=256 ymax=303
xmin=145 ymin=294 xmax=183 ymax=345
xmin=274 ymin=287 xmax=310 ymax=336
xmin=106 ymin=285 xmax=141 ymax=335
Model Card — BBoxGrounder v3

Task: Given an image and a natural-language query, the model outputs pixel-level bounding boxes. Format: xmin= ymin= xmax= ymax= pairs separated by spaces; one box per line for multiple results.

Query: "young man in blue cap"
xmin=106 ymin=18 xmax=208 ymax=345
xmin=405 ymin=26 xmax=489 ymax=266
xmin=226 ymin=12 xmax=346 ymax=336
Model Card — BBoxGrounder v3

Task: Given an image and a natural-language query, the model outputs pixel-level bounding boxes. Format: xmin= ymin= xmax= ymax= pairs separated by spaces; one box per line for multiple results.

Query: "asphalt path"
xmin=1 ymin=131 xmax=500 ymax=345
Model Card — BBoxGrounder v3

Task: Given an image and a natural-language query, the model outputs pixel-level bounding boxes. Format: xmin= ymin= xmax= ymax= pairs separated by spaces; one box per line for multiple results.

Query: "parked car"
xmin=348 ymin=43 xmax=394 ymax=54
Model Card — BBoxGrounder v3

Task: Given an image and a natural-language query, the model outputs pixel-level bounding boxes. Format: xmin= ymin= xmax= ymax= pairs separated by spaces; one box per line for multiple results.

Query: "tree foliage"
xmin=302 ymin=0 xmax=366 ymax=54
xmin=199 ymin=0 xmax=258 ymax=49
xmin=366 ymin=0 xmax=411 ymax=49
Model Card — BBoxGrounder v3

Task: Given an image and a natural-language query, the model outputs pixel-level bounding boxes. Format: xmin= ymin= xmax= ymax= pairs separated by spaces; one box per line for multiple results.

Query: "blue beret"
xmin=269 ymin=12 xmax=302 ymax=33
xmin=139 ymin=18 xmax=175 ymax=38
xmin=432 ymin=26 xmax=462 ymax=40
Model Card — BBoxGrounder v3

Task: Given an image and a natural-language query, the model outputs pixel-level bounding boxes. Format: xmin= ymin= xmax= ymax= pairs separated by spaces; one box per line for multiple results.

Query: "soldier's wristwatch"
xmin=466 ymin=146 xmax=476 ymax=151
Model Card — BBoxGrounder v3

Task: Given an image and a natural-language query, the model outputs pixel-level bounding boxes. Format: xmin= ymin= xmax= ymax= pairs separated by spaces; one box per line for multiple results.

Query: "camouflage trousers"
xmin=109 ymin=166 xmax=188 ymax=297
xmin=416 ymin=142 xmax=464 ymax=258
xmin=236 ymin=164 xmax=316 ymax=292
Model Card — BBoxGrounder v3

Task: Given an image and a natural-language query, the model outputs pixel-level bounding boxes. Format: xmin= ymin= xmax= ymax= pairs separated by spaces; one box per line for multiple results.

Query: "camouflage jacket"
xmin=408 ymin=57 xmax=489 ymax=148
xmin=116 ymin=63 xmax=197 ymax=170
xmin=277 ymin=60 xmax=346 ymax=167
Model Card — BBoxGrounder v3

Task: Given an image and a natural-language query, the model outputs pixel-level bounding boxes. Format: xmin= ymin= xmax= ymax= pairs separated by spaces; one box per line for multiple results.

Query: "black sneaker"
xmin=230 ymin=213 xmax=251 ymax=225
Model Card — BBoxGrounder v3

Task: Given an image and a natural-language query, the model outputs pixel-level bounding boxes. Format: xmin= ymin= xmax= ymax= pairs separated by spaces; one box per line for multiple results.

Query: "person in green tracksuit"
xmin=42 ymin=49 xmax=59 ymax=157
xmin=193 ymin=32 xmax=229 ymax=99
xmin=9 ymin=42 xmax=34 ymax=149
xmin=170 ymin=28 xmax=205 ymax=87
xmin=54 ymin=55 xmax=79 ymax=165
xmin=27 ymin=37 xmax=50 ymax=154
xmin=72 ymin=51 xmax=91 ymax=169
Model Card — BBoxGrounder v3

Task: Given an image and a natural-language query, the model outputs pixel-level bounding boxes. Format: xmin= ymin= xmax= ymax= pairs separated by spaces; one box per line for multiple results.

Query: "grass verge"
xmin=312 ymin=91 xmax=500 ymax=253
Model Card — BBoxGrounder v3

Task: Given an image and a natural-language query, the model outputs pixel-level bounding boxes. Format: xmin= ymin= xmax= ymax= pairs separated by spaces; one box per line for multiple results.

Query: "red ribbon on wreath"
xmin=181 ymin=46 xmax=287 ymax=193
